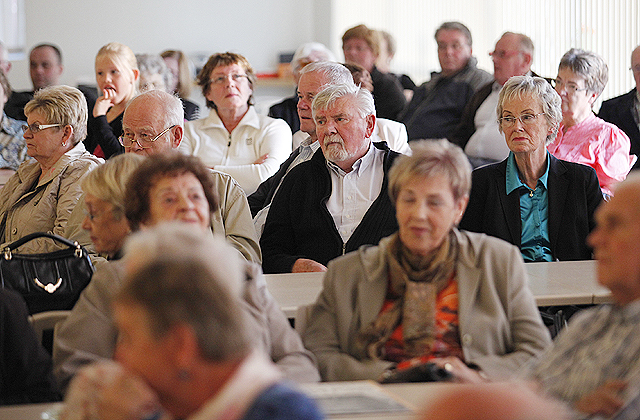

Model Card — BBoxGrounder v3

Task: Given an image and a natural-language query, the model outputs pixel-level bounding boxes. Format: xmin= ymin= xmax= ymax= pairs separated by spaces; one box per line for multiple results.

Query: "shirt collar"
xmin=326 ymin=141 xmax=374 ymax=176
xmin=505 ymin=151 xmax=550 ymax=195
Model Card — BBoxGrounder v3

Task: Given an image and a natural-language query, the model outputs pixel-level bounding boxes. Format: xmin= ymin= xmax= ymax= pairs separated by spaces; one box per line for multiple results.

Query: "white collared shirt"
xmin=326 ymin=142 xmax=385 ymax=243
xmin=464 ymin=82 xmax=510 ymax=161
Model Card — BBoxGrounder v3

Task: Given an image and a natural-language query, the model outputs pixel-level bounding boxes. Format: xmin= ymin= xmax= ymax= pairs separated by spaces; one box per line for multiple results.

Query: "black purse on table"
xmin=0 ymin=232 xmax=95 ymax=314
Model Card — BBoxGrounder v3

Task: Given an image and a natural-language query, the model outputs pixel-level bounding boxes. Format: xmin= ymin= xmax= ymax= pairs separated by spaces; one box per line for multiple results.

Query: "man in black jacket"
xmin=260 ymin=83 xmax=399 ymax=273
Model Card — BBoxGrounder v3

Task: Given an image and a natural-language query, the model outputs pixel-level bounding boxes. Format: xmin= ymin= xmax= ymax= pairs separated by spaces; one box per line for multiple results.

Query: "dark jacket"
xmin=248 ymin=147 xmax=302 ymax=217
xmin=260 ymin=142 xmax=399 ymax=273
xmin=371 ymin=66 xmax=406 ymax=121
xmin=401 ymin=57 xmax=492 ymax=141
xmin=598 ymin=89 xmax=640 ymax=169
xmin=0 ymin=289 xmax=60 ymax=404
xmin=268 ymin=94 xmax=300 ymax=133
xmin=459 ymin=155 xmax=603 ymax=261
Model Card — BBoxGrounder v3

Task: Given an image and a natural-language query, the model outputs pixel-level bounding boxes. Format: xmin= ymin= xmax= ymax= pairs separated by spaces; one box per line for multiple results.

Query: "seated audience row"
xmin=0 ymin=69 xmax=28 ymax=169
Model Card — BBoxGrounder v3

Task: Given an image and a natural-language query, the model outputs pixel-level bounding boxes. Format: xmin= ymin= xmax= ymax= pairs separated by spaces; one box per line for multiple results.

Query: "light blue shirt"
xmin=505 ymin=151 xmax=552 ymax=262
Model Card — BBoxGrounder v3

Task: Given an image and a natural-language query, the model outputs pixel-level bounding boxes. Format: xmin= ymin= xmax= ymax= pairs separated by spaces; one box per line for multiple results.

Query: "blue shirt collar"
xmin=505 ymin=151 xmax=550 ymax=195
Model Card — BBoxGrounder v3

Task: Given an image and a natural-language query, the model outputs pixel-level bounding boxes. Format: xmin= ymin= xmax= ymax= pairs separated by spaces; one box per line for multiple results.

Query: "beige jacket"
xmin=0 ymin=142 xmax=102 ymax=253
xmin=302 ymin=229 xmax=551 ymax=381
xmin=54 ymin=259 xmax=319 ymax=392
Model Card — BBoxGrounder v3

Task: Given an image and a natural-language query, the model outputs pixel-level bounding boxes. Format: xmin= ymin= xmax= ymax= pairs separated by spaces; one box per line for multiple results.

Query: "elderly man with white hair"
xmin=260 ymin=83 xmax=400 ymax=273
xmin=269 ymin=42 xmax=335 ymax=133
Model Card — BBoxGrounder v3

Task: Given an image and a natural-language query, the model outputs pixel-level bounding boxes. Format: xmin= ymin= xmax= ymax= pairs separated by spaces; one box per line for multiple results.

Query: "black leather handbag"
xmin=0 ymin=232 xmax=95 ymax=314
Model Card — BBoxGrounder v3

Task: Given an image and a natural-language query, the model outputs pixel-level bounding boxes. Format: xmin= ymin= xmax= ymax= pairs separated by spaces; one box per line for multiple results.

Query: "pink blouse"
xmin=547 ymin=114 xmax=636 ymax=196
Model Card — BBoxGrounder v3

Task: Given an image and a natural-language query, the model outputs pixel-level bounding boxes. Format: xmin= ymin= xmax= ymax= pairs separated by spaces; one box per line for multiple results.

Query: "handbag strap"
xmin=3 ymin=232 xmax=81 ymax=252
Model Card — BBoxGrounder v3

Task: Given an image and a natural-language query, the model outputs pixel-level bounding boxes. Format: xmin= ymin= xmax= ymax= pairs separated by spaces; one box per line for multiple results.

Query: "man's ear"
xmin=365 ymin=114 xmax=376 ymax=138
xmin=172 ymin=125 xmax=183 ymax=148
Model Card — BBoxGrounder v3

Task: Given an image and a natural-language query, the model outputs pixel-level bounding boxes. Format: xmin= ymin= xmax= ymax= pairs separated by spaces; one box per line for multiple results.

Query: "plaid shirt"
xmin=0 ymin=112 xmax=29 ymax=170
xmin=529 ymin=301 xmax=640 ymax=418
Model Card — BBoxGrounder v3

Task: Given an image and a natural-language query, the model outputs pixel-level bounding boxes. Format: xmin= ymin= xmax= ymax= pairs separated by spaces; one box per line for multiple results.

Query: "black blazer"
xmin=598 ymin=89 xmax=640 ymax=169
xmin=459 ymin=155 xmax=603 ymax=261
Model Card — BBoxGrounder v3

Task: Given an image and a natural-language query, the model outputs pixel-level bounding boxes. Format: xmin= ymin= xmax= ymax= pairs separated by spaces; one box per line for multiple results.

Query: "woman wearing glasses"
xmin=179 ymin=52 xmax=291 ymax=195
xmin=547 ymin=49 xmax=635 ymax=197
xmin=460 ymin=76 xmax=602 ymax=262
xmin=0 ymin=85 xmax=102 ymax=253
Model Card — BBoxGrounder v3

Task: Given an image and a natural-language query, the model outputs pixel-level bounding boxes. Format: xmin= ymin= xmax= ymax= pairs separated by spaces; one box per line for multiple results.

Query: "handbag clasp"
xmin=34 ymin=277 xmax=62 ymax=293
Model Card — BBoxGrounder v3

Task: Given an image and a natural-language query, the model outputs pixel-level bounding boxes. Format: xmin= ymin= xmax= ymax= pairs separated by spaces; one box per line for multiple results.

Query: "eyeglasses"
xmin=552 ymin=79 xmax=588 ymax=94
xmin=83 ymin=207 xmax=115 ymax=222
xmin=489 ymin=50 xmax=522 ymax=59
xmin=119 ymin=125 xmax=176 ymax=148
xmin=22 ymin=123 xmax=63 ymax=134
xmin=630 ymin=66 xmax=640 ymax=75
xmin=209 ymin=74 xmax=248 ymax=85
xmin=498 ymin=113 xmax=545 ymax=128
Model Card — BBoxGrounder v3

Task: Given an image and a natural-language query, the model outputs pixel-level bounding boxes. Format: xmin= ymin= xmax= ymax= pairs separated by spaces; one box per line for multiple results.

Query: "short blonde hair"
xmin=24 ymin=85 xmax=88 ymax=145
xmin=82 ymin=153 xmax=145 ymax=218
xmin=389 ymin=139 xmax=472 ymax=203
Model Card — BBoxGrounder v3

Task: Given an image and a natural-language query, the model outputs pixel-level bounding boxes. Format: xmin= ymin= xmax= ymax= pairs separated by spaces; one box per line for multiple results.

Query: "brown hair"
xmin=124 ymin=152 xmax=219 ymax=230
xmin=342 ymin=24 xmax=380 ymax=57
xmin=196 ymin=52 xmax=256 ymax=110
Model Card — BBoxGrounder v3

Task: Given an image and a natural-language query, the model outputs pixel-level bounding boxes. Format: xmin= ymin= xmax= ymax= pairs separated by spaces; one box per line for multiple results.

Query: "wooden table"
xmin=265 ymin=260 xmax=612 ymax=318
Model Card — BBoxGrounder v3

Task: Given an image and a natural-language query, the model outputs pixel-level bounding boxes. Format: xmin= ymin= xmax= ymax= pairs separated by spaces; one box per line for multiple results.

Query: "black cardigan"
xmin=260 ymin=142 xmax=399 ymax=273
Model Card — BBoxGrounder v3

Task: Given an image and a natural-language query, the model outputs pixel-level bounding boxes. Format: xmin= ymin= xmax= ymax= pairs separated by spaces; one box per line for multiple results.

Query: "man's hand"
xmin=574 ymin=380 xmax=627 ymax=417
xmin=292 ymin=258 xmax=327 ymax=273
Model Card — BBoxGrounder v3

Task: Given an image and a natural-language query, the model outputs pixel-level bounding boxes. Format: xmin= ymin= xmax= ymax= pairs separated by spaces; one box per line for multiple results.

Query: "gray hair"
xmin=82 ymin=153 xmax=145 ymax=218
xmin=24 ymin=85 xmax=88 ymax=145
xmin=312 ymin=82 xmax=375 ymax=119
xmin=127 ymin=89 xmax=184 ymax=128
xmin=435 ymin=22 xmax=472 ymax=46
xmin=389 ymin=139 xmax=471 ymax=203
xmin=118 ymin=224 xmax=250 ymax=362
xmin=299 ymin=61 xmax=353 ymax=86
xmin=558 ymin=48 xmax=608 ymax=96
xmin=291 ymin=42 xmax=336 ymax=75
xmin=497 ymin=75 xmax=562 ymax=145
xmin=136 ymin=54 xmax=173 ymax=93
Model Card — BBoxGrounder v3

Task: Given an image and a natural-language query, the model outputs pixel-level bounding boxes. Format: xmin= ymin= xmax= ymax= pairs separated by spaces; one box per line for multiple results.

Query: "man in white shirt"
xmin=260 ymin=83 xmax=400 ymax=273
xmin=450 ymin=32 xmax=537 ymax=167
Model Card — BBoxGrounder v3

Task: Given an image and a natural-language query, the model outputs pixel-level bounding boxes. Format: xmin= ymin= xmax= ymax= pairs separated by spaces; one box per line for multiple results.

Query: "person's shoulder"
xmin=456 ymin=229 xmax=521 ymax=264
xmin=601 ymin=89 xmax=635 ymax=108
xmin=245 ymin=382 xmax=323 ymax=420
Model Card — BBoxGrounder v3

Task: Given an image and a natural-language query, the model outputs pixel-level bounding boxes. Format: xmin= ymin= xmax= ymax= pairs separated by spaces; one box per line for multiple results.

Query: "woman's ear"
xmin=455 ymin=195 xmax=470 ymax=225
xmin=61 ymin=125 xmax=74 ymax=146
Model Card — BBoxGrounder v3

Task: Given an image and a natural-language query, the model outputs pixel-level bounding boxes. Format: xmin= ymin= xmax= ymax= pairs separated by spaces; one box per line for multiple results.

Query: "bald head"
xmin=122 ymin=90 xmax=184 ymax=156
xmin=420 ymin=382 xmax=567 ymax=420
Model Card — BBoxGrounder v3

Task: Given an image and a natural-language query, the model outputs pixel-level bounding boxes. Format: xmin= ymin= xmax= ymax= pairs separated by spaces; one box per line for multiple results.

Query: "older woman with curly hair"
xmin=179 ymin=52 xmax=291 ymax=195
xmin=0 ymin=85 xmax=102 ymax=253
xmin=460 ymin=75 xmax=603 ymax=262
xmin=547 ymin=48 xmax=635 ymax=197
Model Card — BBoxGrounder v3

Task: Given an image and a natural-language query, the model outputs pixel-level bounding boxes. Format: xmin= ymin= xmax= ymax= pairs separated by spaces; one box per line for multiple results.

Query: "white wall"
xmin=8 ymin=0 xmax=332 ymax=90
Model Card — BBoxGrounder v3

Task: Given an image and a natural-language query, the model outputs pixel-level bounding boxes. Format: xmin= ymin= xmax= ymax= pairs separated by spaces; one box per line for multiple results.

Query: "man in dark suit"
xmin=598 ymin=45 xmax=640 ymax=169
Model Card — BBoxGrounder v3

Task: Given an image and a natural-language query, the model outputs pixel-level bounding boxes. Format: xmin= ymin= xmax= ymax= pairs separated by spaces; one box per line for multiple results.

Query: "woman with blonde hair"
xmin=85 ymin=42 xmax=139 ymax=159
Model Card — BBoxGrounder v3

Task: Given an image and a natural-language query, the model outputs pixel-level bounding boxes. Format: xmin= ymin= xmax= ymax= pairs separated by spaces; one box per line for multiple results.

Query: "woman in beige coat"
xmin=302 ymin=139 xmax=551 ymax=382
xmin=0 ymin=85 xmax=102 ymax=253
